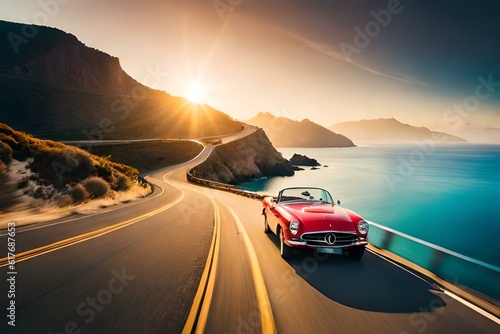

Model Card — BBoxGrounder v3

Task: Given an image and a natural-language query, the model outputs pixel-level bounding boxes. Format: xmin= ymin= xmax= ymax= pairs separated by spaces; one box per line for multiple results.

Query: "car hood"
xmin=281 ymin=203 xmax=357 ymax=233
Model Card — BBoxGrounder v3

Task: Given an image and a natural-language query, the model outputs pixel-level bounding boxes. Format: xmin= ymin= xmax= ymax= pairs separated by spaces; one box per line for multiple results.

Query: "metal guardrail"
xmin=184 ymin=144 xmax=499 ymax=303
xmin=368 ymin=221 xmax=500 ymax=302
xmin=186 ymin=169 xmax=266 ymax=200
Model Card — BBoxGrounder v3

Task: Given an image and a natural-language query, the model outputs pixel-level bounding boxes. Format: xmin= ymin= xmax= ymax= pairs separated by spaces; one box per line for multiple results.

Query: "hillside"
xmin=246 ymin=112 xmax=354 ymax=147
xmin=0 ymin=123 xmax=146 ymax=212
xmin=0 ymin=20 xmax=243 ymax=140
xmin=329 ymin=118 xmax=467 ymax=143
xmin=190 ymin=129 xmax=294 ymax=184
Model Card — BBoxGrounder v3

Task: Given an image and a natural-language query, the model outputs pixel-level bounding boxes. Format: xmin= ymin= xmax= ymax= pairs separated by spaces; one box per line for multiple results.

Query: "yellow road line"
xmin=182 ymin=199 xmax=221 ymax=334
xmin=228 ymin=207 xmax=277 ymax=334
xmin=0 ymin=191 xmax=184 ymax=267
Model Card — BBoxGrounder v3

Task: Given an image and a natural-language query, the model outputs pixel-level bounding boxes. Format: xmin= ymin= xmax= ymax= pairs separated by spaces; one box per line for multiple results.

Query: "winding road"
xmin=1 ymin=127 xmax=498 ymax=333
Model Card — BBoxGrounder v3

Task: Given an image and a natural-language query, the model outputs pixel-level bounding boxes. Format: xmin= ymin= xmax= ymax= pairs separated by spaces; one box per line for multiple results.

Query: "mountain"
xmin=329 ymin=118 xmax=467 ymax=143
xmin=246 ymin=112 xmax=354 ymax=147
xmin=0 ymin=20 xmax=242 ymax=140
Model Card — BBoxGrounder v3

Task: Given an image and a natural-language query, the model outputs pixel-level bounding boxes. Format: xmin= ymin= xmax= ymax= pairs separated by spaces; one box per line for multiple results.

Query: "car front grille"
xmin=301 ymin=232 xmax=358 ymax=247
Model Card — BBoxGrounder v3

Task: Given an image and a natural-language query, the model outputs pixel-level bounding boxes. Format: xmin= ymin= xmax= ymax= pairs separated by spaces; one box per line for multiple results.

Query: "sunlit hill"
xmin=0 ymin=20 xmax=242 ymax=140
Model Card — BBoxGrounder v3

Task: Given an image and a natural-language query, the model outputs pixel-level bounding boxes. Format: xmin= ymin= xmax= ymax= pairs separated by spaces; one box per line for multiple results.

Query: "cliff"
xmin=0 ymin=21 xmax=138 ymax=95
xmin=246 ymin=112 xmax=355 ymax=147
xmin=0 ymin=20 xmax=243 ymax=140
xmin=190 ymin=129 xmax=294 ymax=184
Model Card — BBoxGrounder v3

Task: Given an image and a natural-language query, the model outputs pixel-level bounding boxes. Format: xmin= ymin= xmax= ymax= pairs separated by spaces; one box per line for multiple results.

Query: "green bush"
xmin=81 ymin=176 xmax=110 ymax=199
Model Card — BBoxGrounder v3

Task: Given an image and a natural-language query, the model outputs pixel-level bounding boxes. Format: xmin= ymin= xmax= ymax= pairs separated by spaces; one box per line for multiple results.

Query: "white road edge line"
xmin=0 ymin=179 xmax=166 ymax=237
xmin=367 ymin=248 xmax=500 ymax=324
xmin=443 ymin=291 xmax=500 ymax=325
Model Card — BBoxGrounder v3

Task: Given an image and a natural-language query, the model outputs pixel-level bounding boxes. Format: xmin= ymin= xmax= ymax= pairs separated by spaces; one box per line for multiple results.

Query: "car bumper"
xmin=286 ymin=239 xmax=368 ymax=249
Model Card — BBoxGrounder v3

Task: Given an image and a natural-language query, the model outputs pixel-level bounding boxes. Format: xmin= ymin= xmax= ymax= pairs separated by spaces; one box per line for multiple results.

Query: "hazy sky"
xmin=2 ymin=0 xmax=500 ymax=142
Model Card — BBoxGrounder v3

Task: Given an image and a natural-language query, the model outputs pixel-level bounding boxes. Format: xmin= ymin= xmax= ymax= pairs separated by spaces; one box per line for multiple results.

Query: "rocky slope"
xmin=246 ymin=112 xmax=354 ymax=147
xmin=190 ymin=129 xmax=294 ymax=184
xmin=0 ymin=21 xmax=137 ymax=95
xmin=0 ymin=20 xmax=242 ymax=140
xmin=329 ymin=118 xmax=467 ymax=143
xmin=0 ymin=123 xmax=144 ymax=211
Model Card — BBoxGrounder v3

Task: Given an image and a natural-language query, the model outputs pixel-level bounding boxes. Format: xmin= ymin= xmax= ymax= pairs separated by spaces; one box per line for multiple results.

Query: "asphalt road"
xmin=1 ymin=126 xmax=498 ymax=333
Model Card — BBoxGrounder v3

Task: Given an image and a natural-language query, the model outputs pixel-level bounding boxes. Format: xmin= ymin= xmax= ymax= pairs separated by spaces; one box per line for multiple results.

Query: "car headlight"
xmin=357 ymin=220 xmax=369 ymax=235
xmin=289 ymin=220 xmax=300 ymax=235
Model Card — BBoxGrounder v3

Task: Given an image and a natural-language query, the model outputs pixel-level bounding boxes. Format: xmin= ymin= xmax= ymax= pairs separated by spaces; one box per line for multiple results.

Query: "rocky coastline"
xmin=189 ymin=129 xmax=294 ymax=184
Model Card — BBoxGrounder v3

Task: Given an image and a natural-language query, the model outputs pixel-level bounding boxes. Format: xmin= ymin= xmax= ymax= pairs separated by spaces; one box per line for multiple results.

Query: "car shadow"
xmin=266 ymin=234 xmax=446 ymax=313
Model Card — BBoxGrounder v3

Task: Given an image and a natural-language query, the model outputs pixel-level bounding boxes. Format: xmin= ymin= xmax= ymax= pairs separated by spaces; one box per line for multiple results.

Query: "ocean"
xmin=239 ymin=144 xmax=500 ymax=296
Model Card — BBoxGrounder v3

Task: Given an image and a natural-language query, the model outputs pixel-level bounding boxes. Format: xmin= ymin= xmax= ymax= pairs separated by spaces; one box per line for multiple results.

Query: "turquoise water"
xmin=240 ymin=144 xmax=500 ymax=269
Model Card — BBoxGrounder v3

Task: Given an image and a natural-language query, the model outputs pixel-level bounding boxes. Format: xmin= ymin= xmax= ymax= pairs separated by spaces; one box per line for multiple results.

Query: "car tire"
xmin=280 ymin=228 xmax=293 ymax=258
xmin=349 ymin=246 xmax=365 ymax=260
xmin=264 ymin=215 xmax=271 ymax=234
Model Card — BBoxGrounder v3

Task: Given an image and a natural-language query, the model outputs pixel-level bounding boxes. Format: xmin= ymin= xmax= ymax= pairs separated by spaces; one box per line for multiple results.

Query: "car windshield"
xmin=277 ymin=188 xmax=334 ymax=204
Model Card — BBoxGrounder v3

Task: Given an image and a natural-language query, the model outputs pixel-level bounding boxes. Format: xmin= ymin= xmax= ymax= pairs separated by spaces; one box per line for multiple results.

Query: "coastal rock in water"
xmin=190 ymin=129 xmax=294 ymax=184
xmin=289 ymin=153 xmax=321 ymax=166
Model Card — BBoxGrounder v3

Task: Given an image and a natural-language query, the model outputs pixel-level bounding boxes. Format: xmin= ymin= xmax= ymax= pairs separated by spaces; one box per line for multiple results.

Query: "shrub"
xmin=113 ymin=173 xmax=132 ymax=191
xmin=56 ymin=195 xmax=74 ymax=207
xmin=81 ymin=176 xmax=110 ymax=199
xmin=69 ymin=183 xmax=89 ymax=203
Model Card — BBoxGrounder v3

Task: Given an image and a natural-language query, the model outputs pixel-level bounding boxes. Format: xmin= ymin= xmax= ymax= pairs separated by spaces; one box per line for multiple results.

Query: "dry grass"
xmin=0 ymin=122 xmax=144 ymax=213
xmin=0 ymin=183 xmax=151 ymax=229
xmin=0 ymin=123 xmax=203 ymax=227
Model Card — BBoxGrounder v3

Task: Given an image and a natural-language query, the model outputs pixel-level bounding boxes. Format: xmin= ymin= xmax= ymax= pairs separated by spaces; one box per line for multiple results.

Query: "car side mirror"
xmin=337 ymin=200 xmax=341 ymax=205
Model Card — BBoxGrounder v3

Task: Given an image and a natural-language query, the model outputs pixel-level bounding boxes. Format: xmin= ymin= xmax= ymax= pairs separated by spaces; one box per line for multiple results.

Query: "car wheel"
xmin=264 ymin=215 xmax=271 ymax=233
xmin=279 ymin=228 xmax=293 ymax=258
xmin=349 ymin=246 xmax=365 ymax=260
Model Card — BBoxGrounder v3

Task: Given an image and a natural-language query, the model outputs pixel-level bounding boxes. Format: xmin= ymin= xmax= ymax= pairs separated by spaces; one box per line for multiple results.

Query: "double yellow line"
xmin=182 ymin=201 xmax=277 ymax=334
xmin=0 ymin=192 xmax=184 ymax=267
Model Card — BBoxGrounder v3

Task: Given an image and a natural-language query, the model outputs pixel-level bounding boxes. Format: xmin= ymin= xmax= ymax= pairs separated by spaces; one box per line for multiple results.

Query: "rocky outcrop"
xmin=289 ymin=154 xmax=321 ymax=166
xmin=190 ymin=129 xmax=294 ymax=184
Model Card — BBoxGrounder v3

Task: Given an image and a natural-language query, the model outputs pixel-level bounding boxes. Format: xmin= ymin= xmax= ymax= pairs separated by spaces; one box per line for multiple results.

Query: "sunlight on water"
xmin=239 ymin=144 xmax=500 ymax=267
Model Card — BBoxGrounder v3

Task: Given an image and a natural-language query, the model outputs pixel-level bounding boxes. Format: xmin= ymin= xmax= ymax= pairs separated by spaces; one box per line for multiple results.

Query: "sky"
xmin=2 ymin=0 xmax=500 ymax=142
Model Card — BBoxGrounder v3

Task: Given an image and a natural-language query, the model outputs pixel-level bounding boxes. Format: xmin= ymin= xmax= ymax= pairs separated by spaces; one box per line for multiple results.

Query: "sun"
xmin=185 ymin=82 xmax=208 ymax=104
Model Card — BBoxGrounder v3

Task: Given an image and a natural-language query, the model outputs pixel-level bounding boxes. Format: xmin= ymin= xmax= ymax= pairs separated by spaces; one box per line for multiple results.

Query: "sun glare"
xmin=185 ymin=82 xmax=208 ymax=104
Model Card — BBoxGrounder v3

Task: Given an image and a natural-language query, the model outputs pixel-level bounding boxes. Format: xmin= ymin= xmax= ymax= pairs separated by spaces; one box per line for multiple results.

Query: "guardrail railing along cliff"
xmin=368 ymin=221 xmax=500 ymax=303
xmin=186 ymin=168 xmax=265 ymax=200
xmin=186 ymin=168 xmax=500 ymax=309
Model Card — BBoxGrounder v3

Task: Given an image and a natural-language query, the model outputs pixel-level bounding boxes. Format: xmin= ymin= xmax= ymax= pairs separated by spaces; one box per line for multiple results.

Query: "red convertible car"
xmin=262 ymin=187 xmax=369 ymax=259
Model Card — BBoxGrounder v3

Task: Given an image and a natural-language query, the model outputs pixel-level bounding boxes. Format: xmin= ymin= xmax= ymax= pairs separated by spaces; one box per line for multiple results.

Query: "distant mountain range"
xmin=329 ymin=118 xmax=467 ymax=143
xmin=246 ymin=112 xmax=354 ymax=147
xmin=0 ymin=20 xmax=242 ymax=140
